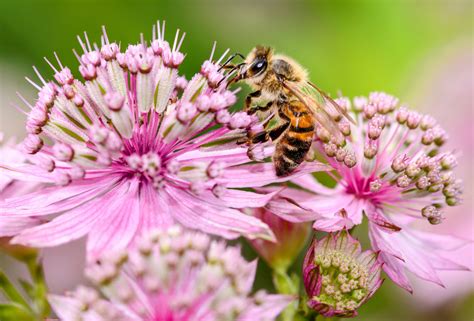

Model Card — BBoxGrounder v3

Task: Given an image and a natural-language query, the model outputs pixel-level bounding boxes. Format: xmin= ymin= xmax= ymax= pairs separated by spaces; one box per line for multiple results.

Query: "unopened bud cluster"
xmin=303 ymin=232 xmax=382 ymax=317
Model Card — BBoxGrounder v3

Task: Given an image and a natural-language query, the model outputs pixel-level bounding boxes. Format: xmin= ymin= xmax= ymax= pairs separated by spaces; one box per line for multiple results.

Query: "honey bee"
xmin=220 ymin=46 xmax=354 ymax=176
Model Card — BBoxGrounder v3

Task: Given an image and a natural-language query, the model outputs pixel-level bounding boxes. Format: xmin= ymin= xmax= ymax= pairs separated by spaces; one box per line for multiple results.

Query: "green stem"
xmin=24 ymin=255 xmax=50 ymax=319
xmin=272 ymin=269 xmax=299 ymax=321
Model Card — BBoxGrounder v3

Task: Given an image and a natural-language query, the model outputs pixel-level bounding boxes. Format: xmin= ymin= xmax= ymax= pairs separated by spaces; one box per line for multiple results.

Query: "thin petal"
xmin=48 ymin=294 xmax=82 ymax=321
xmin=10 ymin=183 xmax=122 ymax=247
xmin=196 ymin=189 xmax=280 ymax=209
xmin=166 ymin=188 xmax=274 ymax=241
xmin=0 ymin=216 xmax=43 ymax=237
xmin=218 ymin=162 xmax=333 ymax=188
xmin=87 ymin=179 xmax=141 ymax=259
xmin=237 ymin=294 xmax=293 ymax=321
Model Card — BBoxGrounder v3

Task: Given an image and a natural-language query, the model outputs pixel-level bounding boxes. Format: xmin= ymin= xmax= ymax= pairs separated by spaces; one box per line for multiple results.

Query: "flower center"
xmin=124 ymin=151 xmax=174 ymax=189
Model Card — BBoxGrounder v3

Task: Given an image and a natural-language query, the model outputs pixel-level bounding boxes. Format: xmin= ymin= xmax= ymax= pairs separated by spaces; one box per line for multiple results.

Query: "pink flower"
xmin=248 ymin=207 xmax=311 ymax=272
xmin=48 ymin=226 xmax=292 ymax=321
xmin=303 ymin=231 xmax=382 ymax=317
xmin=271 ymin=92 xmax=468 ymax=292
xmin=0 ymin=24 xmax=330 ymax=260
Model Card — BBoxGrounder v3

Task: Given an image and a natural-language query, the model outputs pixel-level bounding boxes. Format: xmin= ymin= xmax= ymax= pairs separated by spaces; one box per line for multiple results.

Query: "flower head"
xmin=303 ymin=231 xmax=382 ymax=317
xmin=313 ymin=92 xmax=462 ymax=230
xmin=48 ymin=226 xmax=292 ymax=321
xmin=0 ymin=24 xmax=329 ymax=259
xmin=269 ymin=92 xmax=467 ymax=292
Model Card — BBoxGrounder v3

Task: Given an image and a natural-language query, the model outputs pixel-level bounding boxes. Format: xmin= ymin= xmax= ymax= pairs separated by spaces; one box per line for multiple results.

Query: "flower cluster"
xmin=303 ymin=232 xmax=382 ymax=317
xmin=267 ymin=92 xmax=467 ymax=292
xmin=0 ymin=23 xmax=328 ymax=260
xmin=0 ymin=20 xmax=469 ymax=320
xmin=48 ymin=226 xmax=292 ymax=321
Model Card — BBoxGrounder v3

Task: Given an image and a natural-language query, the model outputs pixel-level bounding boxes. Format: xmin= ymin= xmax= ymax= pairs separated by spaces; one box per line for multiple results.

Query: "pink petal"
xmin=10 ymin=184 xmax=121 ymax=247
xmin=241 ymin=260 xmax=258 ymax=294
xmin=196 ymin=189 xmax=280 ymax=209
xmin=48 ymin=294 xmax=82 ymax=321
xmin=313 ymin=214 xmax=355 ymax=232
xmin=1 ymin=175 xmax=121 ymax=216
xmin=366 ymin=208 xmax=401 ymax=232
xmin=237 ymin=294 xmax=293 ymax=321
xmin=0 ymin=164 xmax=55 ymax=184
xmin=218 ymin=162 xmax=333 ymax=188
xmin=368 ymin=223 xmax=468 ymax=291
xmin=165 ymin=188 xmax=274 ymax=241
xmin=176 ymin=147 xmax=252 ymax=167
xmin=0 ymin=216 xmax=43 ymax=237
xmin=133 ymin=184 xmax=174 ymax=240
xmin=292 ymin=174 xmax=341 ymax=195
xmin=86 ymin=179 xmax=141 ymax=260
xmin=264 ymin=188 xmax=321 ymax=223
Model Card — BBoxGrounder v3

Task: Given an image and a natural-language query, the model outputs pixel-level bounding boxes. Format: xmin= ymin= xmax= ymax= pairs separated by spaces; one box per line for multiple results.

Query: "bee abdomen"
xmin=274 ymin=133 xmax=313 ymax=176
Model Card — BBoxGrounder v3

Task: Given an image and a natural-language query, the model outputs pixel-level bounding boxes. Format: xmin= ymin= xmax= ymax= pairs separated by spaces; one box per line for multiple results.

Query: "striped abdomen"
xmin=274 ymin=100 xmax=315 ymax=176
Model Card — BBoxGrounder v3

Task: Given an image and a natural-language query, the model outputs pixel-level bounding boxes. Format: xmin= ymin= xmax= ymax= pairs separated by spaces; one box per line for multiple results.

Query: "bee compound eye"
xmin=251 ymin=59 xmax=267 ymax=74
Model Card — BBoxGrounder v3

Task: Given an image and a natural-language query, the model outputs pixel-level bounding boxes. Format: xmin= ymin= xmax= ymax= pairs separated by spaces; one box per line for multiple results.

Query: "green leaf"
xmin=0 ymin=271 xmax=29 ymax=308
xmin=0 ymin=303 xmax=34 ymax=321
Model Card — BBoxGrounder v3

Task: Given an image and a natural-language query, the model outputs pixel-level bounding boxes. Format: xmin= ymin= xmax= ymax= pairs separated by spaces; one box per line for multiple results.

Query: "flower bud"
xmin=249 ymin=208 xmax=311 ymax=272
xmin=303 ymin=231 xmax=382 ymax=317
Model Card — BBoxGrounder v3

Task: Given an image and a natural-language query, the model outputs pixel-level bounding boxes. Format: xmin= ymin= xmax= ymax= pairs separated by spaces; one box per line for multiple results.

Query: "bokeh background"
xmin=0 ymin=0 xmax=472 ymax=320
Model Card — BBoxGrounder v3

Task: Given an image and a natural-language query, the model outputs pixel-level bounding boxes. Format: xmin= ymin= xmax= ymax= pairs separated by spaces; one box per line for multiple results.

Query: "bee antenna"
xmin=218 ymin=52 xmax=245 ymax=71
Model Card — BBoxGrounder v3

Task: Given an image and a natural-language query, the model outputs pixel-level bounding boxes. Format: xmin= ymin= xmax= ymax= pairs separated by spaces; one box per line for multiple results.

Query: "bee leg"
xmin=250 ymin=131 xmax=269 ymax=144
xmin=268 ymin=121 xmax=290 ymax=141
xmin=248 ymin=121 xmax=289 ymax=145
xmin=244 ymin=90 xmax=262 ymax=111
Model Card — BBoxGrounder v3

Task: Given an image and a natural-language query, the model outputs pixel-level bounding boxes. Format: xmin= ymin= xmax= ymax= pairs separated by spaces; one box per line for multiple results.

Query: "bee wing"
xmin=307 ymin=81 xmax=356 ymax=124
xmin=282 ymin=81 xmax=345 ymax=144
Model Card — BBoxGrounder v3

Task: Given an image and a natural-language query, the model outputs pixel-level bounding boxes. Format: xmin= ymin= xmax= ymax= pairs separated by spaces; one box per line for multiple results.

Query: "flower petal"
xmin=237 ymin=294 xmax=293 ymax=321
xmin=86 ymin=179 xmax=141 ymax=260
xmin=48 ymin=294 xmax=83 ymax=321
xmin=196 ymin=188 xmax=280 ymax=209
xmin=10 ymin=183 xmax=122 ymax=247
xmin=219 ymin=162 xmax=333 ymax=188
xmin=166 ymin=187 xmax=274 ymax=241
xmin=0 ymin=216 xmax=43 ymax=237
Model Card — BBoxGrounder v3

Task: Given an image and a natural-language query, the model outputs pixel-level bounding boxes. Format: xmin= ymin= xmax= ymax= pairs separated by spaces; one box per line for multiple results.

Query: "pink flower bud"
xmin=54 ymin=67 xmax=74 ymax=85
xmin=101 ymin=43 xmax=119 ymax=60
xmin=53 ymin=143 xmax=74 ymax=162
xmin=215 ymin=110 xmax=230 ymax=124
xmin=177 ymin=102 xmax=197 ymax=123
xmin=23 ymin=134 xmax=43 ymax=154
xmin=249 ymin=208 xmax=311 ymax=271
xmin=229 ymin=112 xmax=252 ymax=129
xmin=303 ymin=231 xmax=382 ymax=317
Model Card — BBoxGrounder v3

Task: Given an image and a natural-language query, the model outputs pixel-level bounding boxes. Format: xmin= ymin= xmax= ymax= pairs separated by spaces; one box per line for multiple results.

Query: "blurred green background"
xmin=0 ymin=0 xmax=472 ymax=320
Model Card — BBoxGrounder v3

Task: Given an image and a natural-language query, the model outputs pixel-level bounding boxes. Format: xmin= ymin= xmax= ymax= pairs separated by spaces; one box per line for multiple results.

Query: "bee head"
xmin=223 ymin=46 xmax=273 ymax=88
xmin=243 ymin=46 xmax=272 ymax=79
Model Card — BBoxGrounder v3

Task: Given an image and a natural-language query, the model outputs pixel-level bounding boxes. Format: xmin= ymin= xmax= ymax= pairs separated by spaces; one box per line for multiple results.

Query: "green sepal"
xmin=0 ymin=270 xmax=29 ymax=309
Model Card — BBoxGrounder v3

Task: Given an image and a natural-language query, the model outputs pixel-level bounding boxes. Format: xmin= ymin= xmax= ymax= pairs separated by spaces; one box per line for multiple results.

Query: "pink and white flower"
xmin=271 ymin=92 xmax=468 ymax=292
xmin=48 ymin=226 xmax=292 ymax=321
xmin=0 ymin=23 xmax=329 ymax=260
xmin=303 ymin=231 xmax=382 ymax=317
